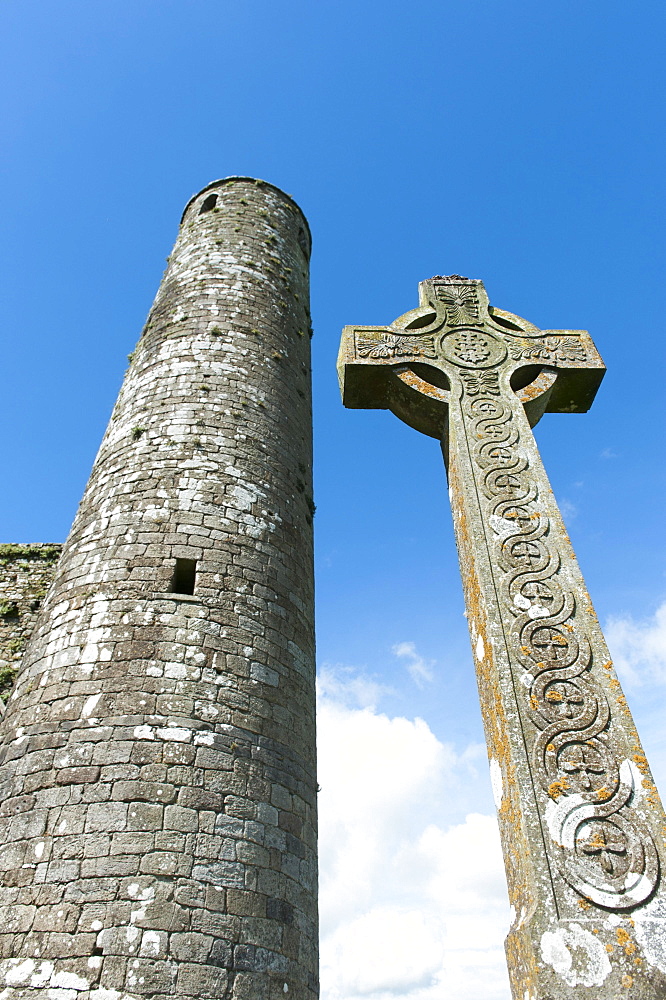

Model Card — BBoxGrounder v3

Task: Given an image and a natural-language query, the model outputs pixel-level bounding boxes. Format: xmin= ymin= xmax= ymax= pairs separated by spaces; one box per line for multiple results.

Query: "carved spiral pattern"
xmin=462 ymin=371 xmax=659 ymax=910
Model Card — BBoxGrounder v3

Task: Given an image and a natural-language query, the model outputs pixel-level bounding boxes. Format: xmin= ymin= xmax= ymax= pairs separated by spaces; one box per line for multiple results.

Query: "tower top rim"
xmin=180 ymin=176 xmax=311 ymax=242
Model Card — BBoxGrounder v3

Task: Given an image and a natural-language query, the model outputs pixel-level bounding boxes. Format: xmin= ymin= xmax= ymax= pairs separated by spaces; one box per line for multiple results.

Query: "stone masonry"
xmin=0 ymin=178 xmax=318 ymax=1000
xmin=0 ymin=546 xmax=62 ymax=710
xmin=339 ymin=277 xmax=666 ymax=999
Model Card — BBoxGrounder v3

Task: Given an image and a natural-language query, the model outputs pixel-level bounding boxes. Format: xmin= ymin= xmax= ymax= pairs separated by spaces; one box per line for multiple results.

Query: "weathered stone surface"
xmin=0 ymin=178 xmax=317 ymax=999
xmin=339 ymin=276 xmax=666 ymax=999
xmin=0 ymin=545 xmax=62 ymax=708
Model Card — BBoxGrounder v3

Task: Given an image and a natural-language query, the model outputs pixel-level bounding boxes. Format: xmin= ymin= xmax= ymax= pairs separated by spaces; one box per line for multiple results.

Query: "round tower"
xmin=0 ymin=178 xmax=317 ymax=1000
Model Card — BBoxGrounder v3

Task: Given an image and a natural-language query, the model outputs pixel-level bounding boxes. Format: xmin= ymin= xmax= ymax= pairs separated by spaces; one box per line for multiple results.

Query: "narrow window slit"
xmin=172 ymin=558 xmax=197 ymax=595
xmin=199 ymin=194 xmax=218 ymax=214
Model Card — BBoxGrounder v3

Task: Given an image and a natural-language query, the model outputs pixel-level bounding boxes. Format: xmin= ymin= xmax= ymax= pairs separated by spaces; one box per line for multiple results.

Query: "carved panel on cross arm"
xmin=510 ymin=335 xmax=588 ymax=364
xmin=431 ymin=279 xmax=483 ymax=327
xmin=355 ymin=331 xmax=437 ymax=359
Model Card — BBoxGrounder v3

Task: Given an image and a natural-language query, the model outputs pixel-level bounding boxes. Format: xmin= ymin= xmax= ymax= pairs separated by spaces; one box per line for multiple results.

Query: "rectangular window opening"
xmin=172 ymin=558 xmax=197 ymax=595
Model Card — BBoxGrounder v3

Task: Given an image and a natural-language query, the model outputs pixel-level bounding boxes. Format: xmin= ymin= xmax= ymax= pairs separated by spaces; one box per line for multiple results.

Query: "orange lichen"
xmin=616 ymin=928 xmax=630 ymax=946
xmin=596 ymin=786 xmax=611 ymax=801
xmin=548 ymin=778 xmax=568 ymax=799
xmin=621 ymin=974 xmax=633 ymax=988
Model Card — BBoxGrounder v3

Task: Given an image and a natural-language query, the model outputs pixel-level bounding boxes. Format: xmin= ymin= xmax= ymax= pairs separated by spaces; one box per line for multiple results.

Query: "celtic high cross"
xmin=338 ymin=276 xmax=666 ymax=999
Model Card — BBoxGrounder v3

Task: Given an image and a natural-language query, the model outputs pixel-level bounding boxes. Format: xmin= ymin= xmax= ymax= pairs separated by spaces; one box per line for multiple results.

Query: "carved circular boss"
xmin=439 ymin=327 xmax=507 ymax=369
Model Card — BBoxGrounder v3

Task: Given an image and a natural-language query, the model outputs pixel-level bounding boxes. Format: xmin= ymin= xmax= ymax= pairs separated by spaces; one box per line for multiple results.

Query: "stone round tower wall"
xmin=0 ymin=179 xmax=317 ymax=1000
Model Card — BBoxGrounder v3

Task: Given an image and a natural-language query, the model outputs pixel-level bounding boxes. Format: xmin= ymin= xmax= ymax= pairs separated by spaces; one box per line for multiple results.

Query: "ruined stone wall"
xmin=0 ymin=545 xmax=62 ymax=709
xmin=0 ymin=178 xmax=317 ymax=1000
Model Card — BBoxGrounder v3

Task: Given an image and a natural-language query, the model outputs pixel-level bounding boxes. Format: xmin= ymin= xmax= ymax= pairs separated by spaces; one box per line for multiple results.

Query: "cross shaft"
xmin=338 ymin=276 xmax=666 ymax=999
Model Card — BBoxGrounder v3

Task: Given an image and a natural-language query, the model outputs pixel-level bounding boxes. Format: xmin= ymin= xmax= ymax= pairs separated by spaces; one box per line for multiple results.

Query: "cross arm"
xmin=338 ymin=279 xmax=607 ymax=439
xmin=337 ymin=323 xmax=452 ymax=439
xmin=505 ymin=322 xmax=606 ymax=414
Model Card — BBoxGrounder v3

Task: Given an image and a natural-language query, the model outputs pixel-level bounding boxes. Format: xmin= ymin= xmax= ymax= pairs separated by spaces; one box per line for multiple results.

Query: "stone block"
xmin=131 ymin=900 xmax=189 ymax=932
xmin=55 ymin=766 xmax=101 ymax=785
xmin=111 ymin=780 xmax=177 ymax=804
xmin=169 ymin=932 xmax=213 ymax=963
xmin=125 ymin=957 xmax=177 ymax=993
xmin=176 ymin=961 xmax=228 ymax=997
xmin=85 ymin=802 xmax=128 ymax=833
xmin=127 ymin=801 xmax=163 ymax=831
xmin=164 ymin=805 xmax=198 ymax=833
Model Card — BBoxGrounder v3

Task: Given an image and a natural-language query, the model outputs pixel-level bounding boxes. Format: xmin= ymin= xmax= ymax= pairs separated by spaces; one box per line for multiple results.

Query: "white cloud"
xmin=558 ymin=497 xmax=578 ymax=523
xmin=603 ymin=602 xmax=666 ymax=830
xmin=317 ymin=664 xmax=392 ymax=710
xmin=392 ymin=641 xmax=435 ymax=687
xmin=317 ymin=671 xmax=510 ymax=1000
xmin=606 ymin=600 xmax=666 ymax=687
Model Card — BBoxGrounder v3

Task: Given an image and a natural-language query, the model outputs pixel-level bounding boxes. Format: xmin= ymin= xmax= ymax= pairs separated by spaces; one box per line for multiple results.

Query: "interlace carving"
xmin=461 ymin=372 xmax=659 ymax=910
xmin=355 ymin=332 xmax=436 ymax=359
xmin=511 ymin=335 xmax=587 ymax=364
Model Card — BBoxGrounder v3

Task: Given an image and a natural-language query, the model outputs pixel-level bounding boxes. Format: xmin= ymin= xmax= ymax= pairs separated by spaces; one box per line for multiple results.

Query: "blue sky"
xmin=2 ymin=2 xmax=666 ymax=997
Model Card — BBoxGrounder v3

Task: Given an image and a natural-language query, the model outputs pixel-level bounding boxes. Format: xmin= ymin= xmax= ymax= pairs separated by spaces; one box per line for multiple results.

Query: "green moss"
xmin=0 ymin=664 xmax=18 ymax=703
xmin=0 ymin=601 xmax=19 ymax=618
xmin=0 ymin=544 xmax=61 ymax=565
xmin=131 ymin=427 xmax=145 ymax=441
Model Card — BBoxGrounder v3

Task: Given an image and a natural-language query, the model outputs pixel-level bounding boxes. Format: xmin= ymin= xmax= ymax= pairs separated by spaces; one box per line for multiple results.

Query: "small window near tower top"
xmin=199 ymin=194 xmax=218 ymax=214
xmin=172 ymin=558 xmax=197 ymax=595
xmin=297 ymin=227 xmax=309 ymax=257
